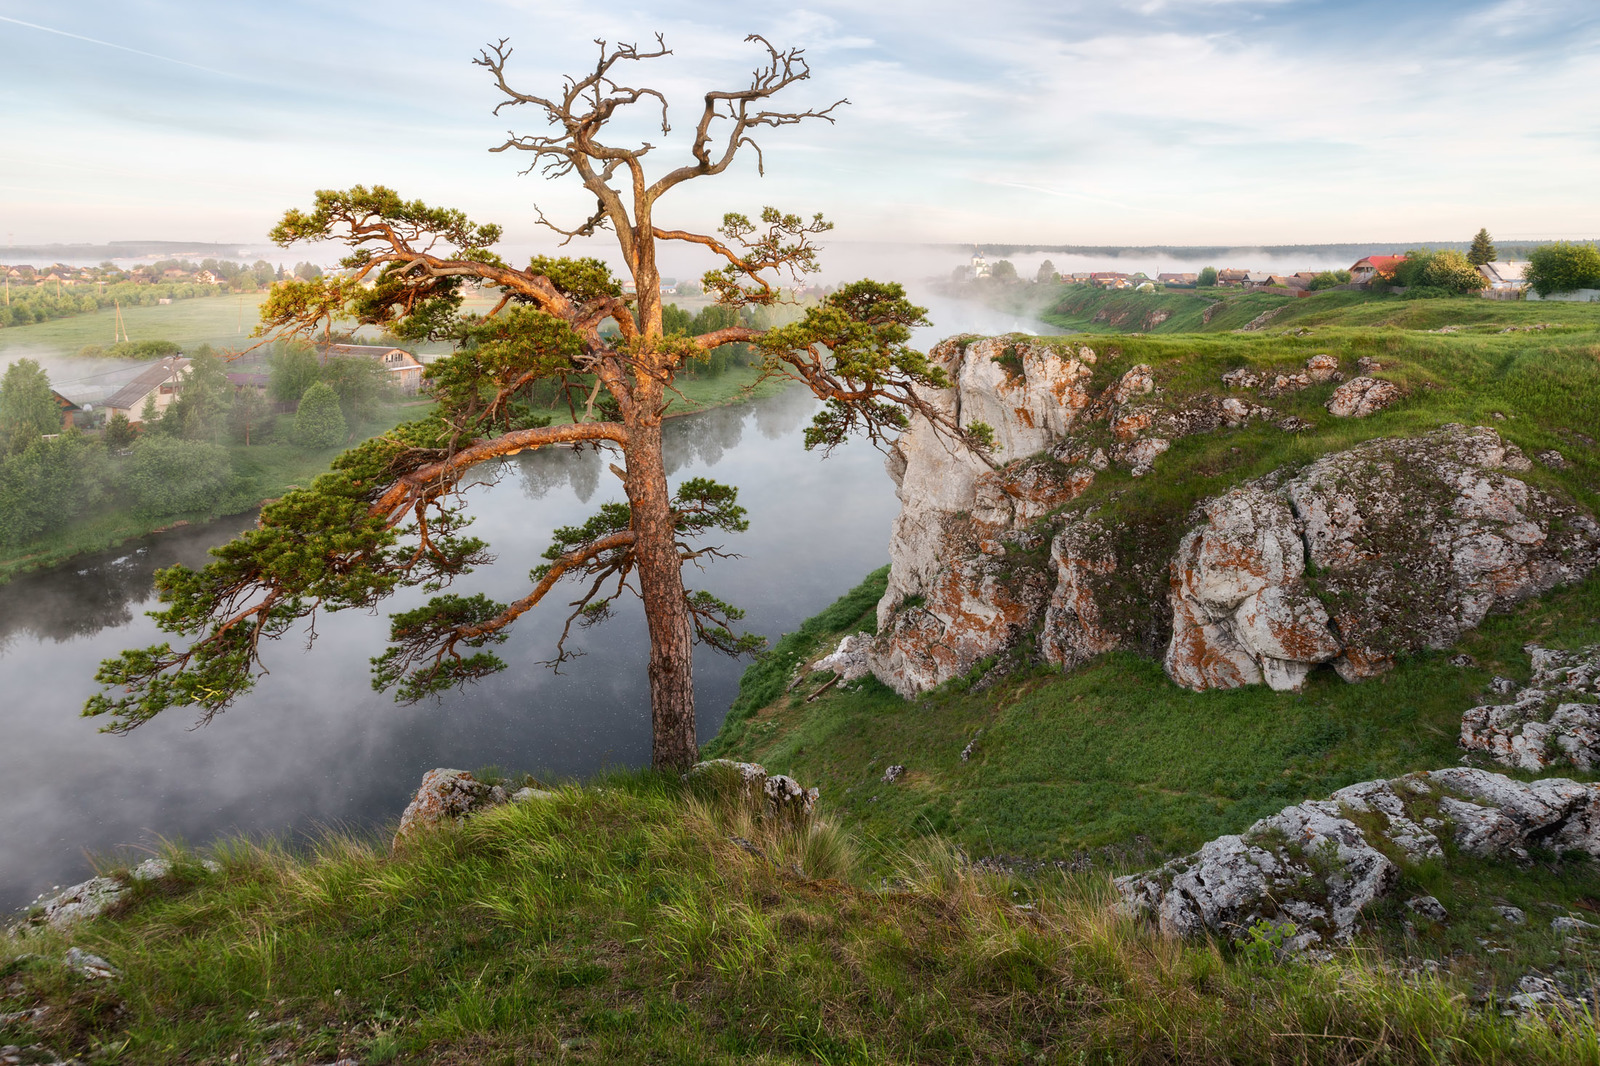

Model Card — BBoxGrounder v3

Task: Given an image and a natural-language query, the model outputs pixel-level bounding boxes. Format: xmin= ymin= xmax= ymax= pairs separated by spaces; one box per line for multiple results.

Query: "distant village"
xmin=955 ymin=250 xmax=1544 ymax=299
xmin=37 ymin=344 xmax=423 ymax=437
xmin=1 ymin=259 xmax=302 ymax=292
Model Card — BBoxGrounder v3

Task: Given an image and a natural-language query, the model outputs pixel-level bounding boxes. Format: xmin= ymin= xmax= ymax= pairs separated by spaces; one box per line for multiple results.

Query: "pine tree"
xmin=1468 ymin=228 xmax=1496 ymax=266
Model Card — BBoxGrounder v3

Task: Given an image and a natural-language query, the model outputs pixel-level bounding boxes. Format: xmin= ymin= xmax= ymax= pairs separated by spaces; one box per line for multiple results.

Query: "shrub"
xmin=292 ymin=381 xmax=347 ymax=449
xmin=1393 ymin=249 xmax=1486 ymax=295
xmin=1197 ymin=266 xmax=1218 ymax=287
xmin=126 ymin=435 xmax=232 ymax=518
xmin=0 ymin=434 xmax=108 ymax=546
xmin=1525 ymin=241 xmax=1600 ymax=297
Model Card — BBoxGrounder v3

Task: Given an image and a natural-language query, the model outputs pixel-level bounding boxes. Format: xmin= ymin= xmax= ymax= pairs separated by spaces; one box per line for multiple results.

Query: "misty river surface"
xmin=0 ymin=386 xmax=910 ymax=910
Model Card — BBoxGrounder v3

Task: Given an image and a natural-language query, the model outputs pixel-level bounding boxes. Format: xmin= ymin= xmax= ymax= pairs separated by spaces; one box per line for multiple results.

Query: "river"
xmin=0 ymin=297 xmax=1059 ymax=912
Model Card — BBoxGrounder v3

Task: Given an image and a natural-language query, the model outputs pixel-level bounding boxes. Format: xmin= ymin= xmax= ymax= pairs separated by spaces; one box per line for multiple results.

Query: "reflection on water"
xmin=0 ymin=385 xmax=899 ymax=910
xmin=0 ymin=515 xmax=257 ymax=650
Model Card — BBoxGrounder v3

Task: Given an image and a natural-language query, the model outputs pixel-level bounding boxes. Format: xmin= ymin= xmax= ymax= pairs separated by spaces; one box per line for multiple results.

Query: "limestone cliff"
xmin=866 ymin=337 xmax=1599 ymax=698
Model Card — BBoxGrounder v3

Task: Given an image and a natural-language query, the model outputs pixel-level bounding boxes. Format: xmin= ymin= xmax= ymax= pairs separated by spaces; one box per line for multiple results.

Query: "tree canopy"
xmin=1525 ymin=242 xmax=1600 ymax=297
xmin=86 ymin=34 xmax=980 ymax=772
xmin=0 ymin=358 xmax=62 ymax=452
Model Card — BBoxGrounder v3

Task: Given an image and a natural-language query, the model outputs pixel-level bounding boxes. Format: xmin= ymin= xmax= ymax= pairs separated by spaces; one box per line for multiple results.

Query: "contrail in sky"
xmin=0 ymin=15 xmax=240 ymax=79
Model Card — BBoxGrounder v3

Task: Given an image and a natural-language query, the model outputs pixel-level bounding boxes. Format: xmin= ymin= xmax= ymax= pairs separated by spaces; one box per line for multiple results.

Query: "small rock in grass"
xmin=1487 ymin=676 xmax=1519 ymax=695
xmin=1537 ymin=449 xmax=1568 ymax=470
xmin=1406 ymin=895 xmax=1449 ymax=922
xmin=510 ymin=787 xmax=557 ymax=804
xmin=1326 ymin=376 xmax=1401 ymax=418
xmin=1449 ymin=653 xmax=1476 ymax=668
xmin=64 ymin=947 xmax=117 ymax=980
xmin=1304 ymin=354 xmax=1341 ymax=382
xmin=1552 ymin=915 xmax=1598 ymax=933
xmin=393 ymin=768 xmax=510 ymax=848
xmin=1505 ymin=973 xmax=1562 ymax=1014
xmin=882 ymin=764 xmax=906 ymax=784
xmin=1494 ymin=905 xmax=1526 ymax=925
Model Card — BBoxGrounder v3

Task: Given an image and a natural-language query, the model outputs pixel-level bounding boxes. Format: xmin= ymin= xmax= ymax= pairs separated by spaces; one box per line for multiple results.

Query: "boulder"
xmin=393 ymin=768 xmax=510 ymax=848
xmin=683 ymin=759 xmax=819 ymax=822
xmin=816 ymin=633 xmax=874 ymax=682
xmin=17 ymin=858 xmax=222 ymax=935
xmin=1326 ymin=376 xmax=1401 ymax=418
xmin=1164 ymin=485 xmax=1340 ymax=691
xmin=24 ymin=877 xmax=126 ymax=933
xmin=1118 ymin=769 xmax=1600 ymax=947
xmin=1304 ymin=354 xmax=1342 ymax=382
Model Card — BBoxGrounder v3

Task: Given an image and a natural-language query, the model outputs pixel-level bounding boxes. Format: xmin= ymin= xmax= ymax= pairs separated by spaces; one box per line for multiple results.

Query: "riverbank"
xmin=0 ymin=367 xmax=791 ymax=585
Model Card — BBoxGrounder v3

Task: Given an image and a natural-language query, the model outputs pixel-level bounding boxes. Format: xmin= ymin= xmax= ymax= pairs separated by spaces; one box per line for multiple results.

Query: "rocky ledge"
xmin=865 ymin=334 xmax=1598 ymax=697
xmin=1164 ymin=426 xmax=1596 ymax=691
xmin=1116 ymin=767 xmax=1600 ymax=950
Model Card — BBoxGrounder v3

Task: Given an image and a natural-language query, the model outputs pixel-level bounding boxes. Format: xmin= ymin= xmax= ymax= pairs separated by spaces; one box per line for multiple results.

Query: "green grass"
xmin=708 ymin=570 xmax=1600 ymax=862
xmin=6 ymin=773 xmax=1595 ymax=1064
xmin=0 ymin=292 xmax=269 ymax=358
xmin=1040 ymin=285 xmax=1600 ymax=336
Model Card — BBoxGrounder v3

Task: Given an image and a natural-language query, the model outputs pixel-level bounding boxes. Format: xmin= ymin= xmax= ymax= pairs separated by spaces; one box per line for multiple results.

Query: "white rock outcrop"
xmin=1165 ymin=426 xmax=1599 ymax=691
xmin=868 ymin=337 xmax=1597 ymax=699
xmin=870 ymin=337 xmax=1283 ymax=697
xmin=1118 ymin=768 xmax=1600 ymax=946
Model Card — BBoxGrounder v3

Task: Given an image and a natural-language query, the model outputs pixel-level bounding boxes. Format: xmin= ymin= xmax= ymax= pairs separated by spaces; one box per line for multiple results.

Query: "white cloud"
xmin=1 ymin=0 xmax=1597 ymax=247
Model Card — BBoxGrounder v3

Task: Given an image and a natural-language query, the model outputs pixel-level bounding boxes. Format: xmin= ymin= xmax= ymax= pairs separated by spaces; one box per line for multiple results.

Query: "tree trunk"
xmin=624 ymin=385 xmax=698 ymax=772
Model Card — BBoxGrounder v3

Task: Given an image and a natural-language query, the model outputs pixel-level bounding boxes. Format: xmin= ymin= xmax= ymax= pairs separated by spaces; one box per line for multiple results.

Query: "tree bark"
xmin=624 ymin=377 xmax=697 ymax=772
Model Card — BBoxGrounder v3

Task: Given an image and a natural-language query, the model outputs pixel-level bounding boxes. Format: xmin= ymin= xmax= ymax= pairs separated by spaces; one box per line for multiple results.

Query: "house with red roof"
xmin=1349 ymin=255 xmax=1407 ymax=285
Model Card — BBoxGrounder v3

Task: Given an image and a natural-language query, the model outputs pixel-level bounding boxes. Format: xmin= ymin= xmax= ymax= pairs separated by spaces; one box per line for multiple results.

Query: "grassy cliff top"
xmin=5 ymin=772 xmax=1595 ymax=1064
xmin=711 ymin=295 xmax=1600 ymax=860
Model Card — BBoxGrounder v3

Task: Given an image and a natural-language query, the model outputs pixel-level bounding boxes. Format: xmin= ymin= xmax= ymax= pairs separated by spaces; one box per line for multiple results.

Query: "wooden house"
xmin=49 ymin=390 xmax=84 ymax=432
xmin=102 ymin=356 xmax=191 ymax=424
xmin=321 ymin=344 xmax=425 ymax=395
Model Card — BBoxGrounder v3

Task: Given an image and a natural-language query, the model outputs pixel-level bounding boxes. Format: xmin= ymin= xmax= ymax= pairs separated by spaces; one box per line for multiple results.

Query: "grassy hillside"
xmin=1040 ymin=285 xmax=1600 ymax=336
xmin=5 ymin=773 xmax=1594 ymax=1065
xmin=710 ymin=299 xmax=1600 ymax=854
xmin=704 ymin=301 xmax=1600 ymax=1007
xmin=709 ymin=569 xmax=1600 ymax=857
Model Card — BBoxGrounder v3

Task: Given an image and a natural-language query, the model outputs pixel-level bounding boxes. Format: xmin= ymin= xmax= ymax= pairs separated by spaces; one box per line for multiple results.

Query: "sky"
xmin=2 ymin=0 xmax=1598 ymax=260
